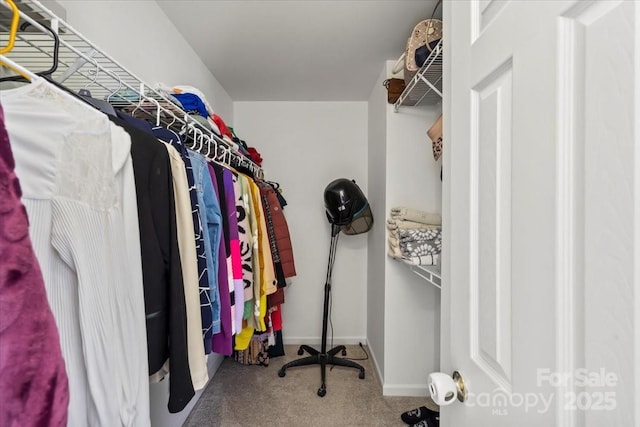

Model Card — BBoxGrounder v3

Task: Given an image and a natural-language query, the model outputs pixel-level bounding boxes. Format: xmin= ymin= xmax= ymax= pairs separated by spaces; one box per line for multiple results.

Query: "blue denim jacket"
xmin=188 ymin=150 xmax=222 ymax=334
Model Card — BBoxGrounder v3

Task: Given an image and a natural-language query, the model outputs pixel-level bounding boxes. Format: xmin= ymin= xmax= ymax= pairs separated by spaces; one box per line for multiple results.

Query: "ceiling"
xmin=157 ymin=0 xmax=440 ymax=102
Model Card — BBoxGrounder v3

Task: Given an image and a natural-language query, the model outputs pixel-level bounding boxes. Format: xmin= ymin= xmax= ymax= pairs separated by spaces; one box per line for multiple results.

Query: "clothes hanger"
xmin=106 ymin=73 xmax=122 ymax=104
xmin=145 ymin=96 xmax=161 ymax=127
xmin=0 ymin=54 xmax=36 ymax=82
xmin=167 ymin=111 xmax=177 ymax=128
xmin=205 ymin=133 xmax=217 ymax=159
xmin=183 ymin=122 xmax=197 ymax=150
xmin=0 ymin=54 xmax=108 ymax=118
xmin=0 ymin=20 xmax=60 ymax=83
xmin=196 ymin=127 xmax=205 ymax=152
xmin=0 ymin=0 xmax=19 ymax=55
xmin=77 ymin=60 xmax=117 ymax=117
xmin=130 ymin=82 xmax=147 ymax=116
xmin=80 ymin=60 xmax=100 ymax=93
xmin=211 ymin=143 xmax=225 ymax=165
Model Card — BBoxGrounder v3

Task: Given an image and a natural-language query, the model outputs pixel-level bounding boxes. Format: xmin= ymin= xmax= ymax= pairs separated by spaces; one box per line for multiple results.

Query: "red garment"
xmin=212 ymin=114 xmax=233 ymax=139
xmin=260 ymin=183 xmax=296 ymax=279
xmin=0 ymin=105 xmax=69 ymax=426
xmin=270 ymin=305 xmax=283 ymax=332
xmin=268 ymin=288 xmax=285 ymax=308
xmin=246 ymin=147 xmax=263 ymax=166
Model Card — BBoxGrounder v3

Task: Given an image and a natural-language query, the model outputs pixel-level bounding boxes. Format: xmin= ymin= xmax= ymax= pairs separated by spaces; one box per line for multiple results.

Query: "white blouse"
xmin=2 ymin=79 xmax=150 ymax=427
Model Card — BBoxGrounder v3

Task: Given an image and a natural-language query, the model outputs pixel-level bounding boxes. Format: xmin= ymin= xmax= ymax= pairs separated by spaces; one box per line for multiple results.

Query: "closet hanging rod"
xmin=0 ymin=0 xmax=263 ymax=179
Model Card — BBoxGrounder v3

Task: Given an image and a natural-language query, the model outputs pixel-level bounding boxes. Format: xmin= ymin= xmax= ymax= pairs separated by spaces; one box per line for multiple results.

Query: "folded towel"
xmin=390 ymin=207 xmax=441 ymax=225
xmin=387 ymin=246 xmax=403 ymax=259
xmin=400 ymin=240 xmax=441 ymax=257
xmin=401 ymin=254 xmax=440 ymax=266
xmin=398 ymin=228 xmax=441 ymax=243
xmin=387 ymin=219 xmax=439 ymax=231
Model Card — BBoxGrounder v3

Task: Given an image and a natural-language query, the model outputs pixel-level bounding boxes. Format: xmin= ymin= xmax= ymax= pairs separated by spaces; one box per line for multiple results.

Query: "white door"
xmin=441 ymin=0 xmax=638 ymax=426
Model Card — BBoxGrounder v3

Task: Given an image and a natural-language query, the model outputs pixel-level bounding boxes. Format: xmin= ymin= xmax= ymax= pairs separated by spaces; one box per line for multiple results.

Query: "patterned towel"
xmin=401 ymin=254 xmax=440 ymax=266
xmin=390 ymin=207 xmax=441 ymax=225
xmin=396 ymin=226 xmax=442 ymax=257
xmin=400 ymin=240 xmax=441 ymax=257
xmin=398 ymin=228 xmax=441 ymax=243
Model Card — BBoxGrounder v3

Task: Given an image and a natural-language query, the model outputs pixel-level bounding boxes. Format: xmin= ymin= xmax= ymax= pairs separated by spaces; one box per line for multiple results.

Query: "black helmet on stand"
xmin=324 ymin=178 xmax=373 ymax=235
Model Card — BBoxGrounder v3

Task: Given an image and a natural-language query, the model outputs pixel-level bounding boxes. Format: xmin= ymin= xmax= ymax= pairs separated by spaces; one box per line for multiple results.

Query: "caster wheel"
xmin=297 ymin=348 xmax=304 ymax=356
xmin=317 ymin=387 xmax=326 ymax=397
xmin=278 ymin=369 xmax=286 ymax=378
xmin=341 ymin=349 xmax=347 ymax=356
xmin=359 ymin=370 xmax=365 ymax=380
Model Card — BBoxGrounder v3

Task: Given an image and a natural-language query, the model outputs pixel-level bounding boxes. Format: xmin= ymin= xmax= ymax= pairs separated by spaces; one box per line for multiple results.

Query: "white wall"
xmin=367 ymin=65 xmax=388 ymax=380
xmin=54 ymin=1 xmax=232 ymax=426
xmin=383 ymin=78 xmax=442 ymax=395
xmin=233 ymin=102 xmax=369 ymax=344
xmin=366 ymin=61 xmax=442 ymax=397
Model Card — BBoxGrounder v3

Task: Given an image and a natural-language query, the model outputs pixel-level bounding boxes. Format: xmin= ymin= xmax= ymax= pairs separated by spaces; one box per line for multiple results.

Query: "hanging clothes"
xmin=241 ymin=174 xmax=264 ymax=331
xmin=3 ymin=79 xmax=150 ymax=426
xmin=156 ymin=129 xmax=216 ymax=346
xmin=248 ymin=179 xmax=277 ymax=300
xmin=209 ymin=163 xmax=233 ymax=356
xmin=112 ymin=113 xmax=193 ymax=413
xmin=187 ymin=149 xmax=222 ymax=338
xmin=214 ymin=165 xmax=245 ymax=335
xmin=232 ymin=172 xmax=254 ymax=320
xmin=163 ymin=142 xmax=208 ymax=391
xmin=0 ymin=103 xmax=69 ymax=427
xmin=259 ymin=182 xmax=297 ymax=280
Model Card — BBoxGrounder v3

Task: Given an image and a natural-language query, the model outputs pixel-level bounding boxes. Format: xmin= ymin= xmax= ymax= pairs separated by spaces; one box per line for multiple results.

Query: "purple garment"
xmin=209 ymin=164 xmax=233 ymax=356
xmin=0 ymin=104 xmax=69 ymax=426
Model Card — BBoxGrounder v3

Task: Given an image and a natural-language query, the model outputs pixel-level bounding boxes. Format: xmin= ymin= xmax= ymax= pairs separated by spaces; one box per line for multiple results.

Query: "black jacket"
xmin=111 ymin=115 xmax=194 ymax=413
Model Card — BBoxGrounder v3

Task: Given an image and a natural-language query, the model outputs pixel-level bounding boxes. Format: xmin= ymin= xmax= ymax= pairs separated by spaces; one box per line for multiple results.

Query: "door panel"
xmin=560 ymin=2 xmax=636 ymax=426
xmin=443 ymin=0 xmax=638 ymax=426
xmin=472 ymin=60 xmax=513 ymax=391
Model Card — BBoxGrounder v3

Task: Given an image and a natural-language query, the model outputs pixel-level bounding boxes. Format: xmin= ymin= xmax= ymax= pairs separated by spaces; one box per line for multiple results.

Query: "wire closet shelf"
xmin=394 ymin=39 xmax=443 ymax=111
xmin=0 ymin=0 xmax=263 ymax=179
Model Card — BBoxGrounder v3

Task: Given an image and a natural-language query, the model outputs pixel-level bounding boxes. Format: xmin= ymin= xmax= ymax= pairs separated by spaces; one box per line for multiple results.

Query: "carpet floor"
xmin=184 ymin=345 xmax=438 ymax=426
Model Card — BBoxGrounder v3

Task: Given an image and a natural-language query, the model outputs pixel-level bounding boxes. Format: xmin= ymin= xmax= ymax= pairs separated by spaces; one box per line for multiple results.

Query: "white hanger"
xmin=106 ymin=73 xmax=122 ymax=103
xmin=0 ymin=54 xmax=37 ymax=81
xmin=166 ymin=110 xmax=177 ymax=128
xmin=131 ymin=83 xmax=145 ymax=116
xmin=204 ymin=134 xmax=212 ymax=158
xmin=146 ymin=96 xmax=161 ymax=127
xmin=82 ymin=59 xmax=100 ymax=92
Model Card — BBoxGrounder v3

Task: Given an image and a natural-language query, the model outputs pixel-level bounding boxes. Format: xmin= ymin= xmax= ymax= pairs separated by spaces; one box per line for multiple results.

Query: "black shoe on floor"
xmin=411 ymin=417 xmax=439 ymax=427
xmin=401 ymin=406 xmax=439 ymax=425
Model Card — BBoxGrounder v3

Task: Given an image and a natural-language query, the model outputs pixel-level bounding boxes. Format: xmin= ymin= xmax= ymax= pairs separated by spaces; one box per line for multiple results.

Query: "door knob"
xmin=428 ymin=371 xmax=467 ymax=405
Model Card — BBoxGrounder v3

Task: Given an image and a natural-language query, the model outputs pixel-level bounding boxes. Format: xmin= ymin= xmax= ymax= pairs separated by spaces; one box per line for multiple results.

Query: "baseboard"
xmin=367 ymin=343 xmax=385 ymax=388
xmin=382 ymin=384 xmax=429 ymax=397
xmin=283 ymin=336 xmax=367 ymax=346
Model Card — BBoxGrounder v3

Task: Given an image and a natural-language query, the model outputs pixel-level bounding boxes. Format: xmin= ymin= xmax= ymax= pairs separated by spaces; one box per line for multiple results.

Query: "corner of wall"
xmin=366 ymin=63 xmax=389 ymax=383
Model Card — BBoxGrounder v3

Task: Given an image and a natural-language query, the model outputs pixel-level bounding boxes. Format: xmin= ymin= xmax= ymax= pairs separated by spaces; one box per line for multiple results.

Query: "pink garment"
xmin=0 ymin=104 xmax=69 ymax=426
xmin=222 ymin=169 xmax=245 ymax=334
